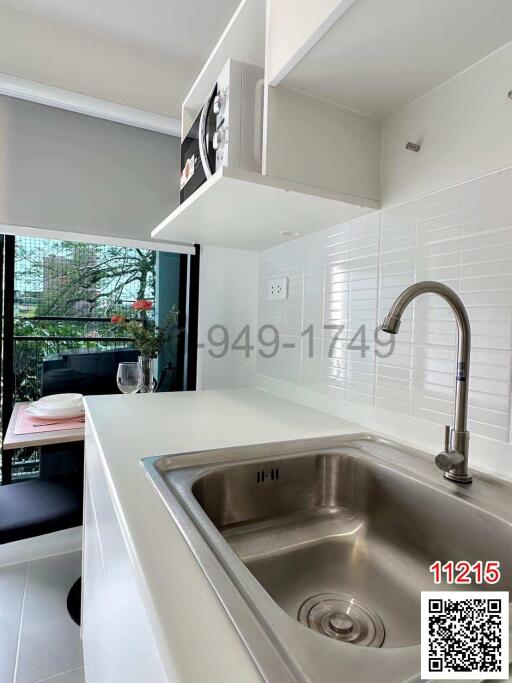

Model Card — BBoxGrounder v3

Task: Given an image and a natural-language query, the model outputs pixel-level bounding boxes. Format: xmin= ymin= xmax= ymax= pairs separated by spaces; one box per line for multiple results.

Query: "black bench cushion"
xmin=0 ymin=475 xmax=82 ymax=545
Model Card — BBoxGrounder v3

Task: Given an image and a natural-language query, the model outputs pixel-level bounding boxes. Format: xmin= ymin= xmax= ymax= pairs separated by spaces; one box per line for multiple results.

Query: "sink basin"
xmin=143 ymin=435 xmax=512 ymax=682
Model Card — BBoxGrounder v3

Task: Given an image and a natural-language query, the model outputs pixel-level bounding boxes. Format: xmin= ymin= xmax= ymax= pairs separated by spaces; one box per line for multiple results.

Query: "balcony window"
xmin=1 ymin=234 xmax=197 ymax=484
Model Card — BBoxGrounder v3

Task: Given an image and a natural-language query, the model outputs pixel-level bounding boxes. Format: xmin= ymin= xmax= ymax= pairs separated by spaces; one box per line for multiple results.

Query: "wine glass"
xmin=117 ymin=362 xmax=142 ymax=394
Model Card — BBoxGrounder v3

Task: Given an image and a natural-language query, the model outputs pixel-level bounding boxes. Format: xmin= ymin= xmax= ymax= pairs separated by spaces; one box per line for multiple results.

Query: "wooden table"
xmin=3 ymin=402 xmax=85 ymax=451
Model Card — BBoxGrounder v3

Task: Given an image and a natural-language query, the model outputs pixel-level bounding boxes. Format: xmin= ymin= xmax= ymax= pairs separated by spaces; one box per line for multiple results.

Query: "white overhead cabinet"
xmin=268 ymin=0 xmax=512 ymax=206
xmin=270 ymin=0 xmax=512 ymax=117
xmin=152 ymin=0 xmax=379 ymax=250
xmin=152 ymin=0 xmax=512 ymax=250
xmin=154 ymin=167 xmax=375 ymax=250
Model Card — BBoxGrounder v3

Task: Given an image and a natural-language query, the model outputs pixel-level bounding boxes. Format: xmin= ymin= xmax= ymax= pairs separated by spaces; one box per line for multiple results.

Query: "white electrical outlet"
xmin=267 ymin=277 xmax=288 ymax=301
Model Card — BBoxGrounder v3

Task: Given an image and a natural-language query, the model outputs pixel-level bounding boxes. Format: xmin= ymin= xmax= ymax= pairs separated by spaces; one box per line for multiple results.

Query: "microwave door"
xmin=179 ymin=85 xmax=218 ymax=204
xmin=199 ymin=85 xmax=217 ymax=178
xmin=180 ymin=110 xmax=205 ymax=204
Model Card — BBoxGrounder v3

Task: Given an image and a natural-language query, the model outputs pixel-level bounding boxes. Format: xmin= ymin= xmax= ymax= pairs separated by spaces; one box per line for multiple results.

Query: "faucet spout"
xmin=381 ymin=281 xmax=472 ymax=484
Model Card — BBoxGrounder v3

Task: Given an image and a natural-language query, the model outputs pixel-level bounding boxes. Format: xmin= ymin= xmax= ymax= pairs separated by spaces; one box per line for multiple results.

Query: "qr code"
xmin=421 ymin=591 xmax=509 ymax=680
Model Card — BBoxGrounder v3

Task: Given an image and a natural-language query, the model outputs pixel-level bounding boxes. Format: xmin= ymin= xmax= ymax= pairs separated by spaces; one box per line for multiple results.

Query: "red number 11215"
xmin=429 ymin=560 xmax=501 ymax=585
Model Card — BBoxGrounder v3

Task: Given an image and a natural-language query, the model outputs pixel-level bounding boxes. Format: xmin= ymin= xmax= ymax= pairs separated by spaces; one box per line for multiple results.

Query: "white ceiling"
xmin=0 ymin=0 xmax=239 ymax=62
xmin=0 ymin=0 xmax=240 ymax=118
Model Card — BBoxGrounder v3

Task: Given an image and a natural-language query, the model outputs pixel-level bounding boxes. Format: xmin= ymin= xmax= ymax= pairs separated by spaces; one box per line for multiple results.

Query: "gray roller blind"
xmin=0 ymin=94 xmax=189 ymax=253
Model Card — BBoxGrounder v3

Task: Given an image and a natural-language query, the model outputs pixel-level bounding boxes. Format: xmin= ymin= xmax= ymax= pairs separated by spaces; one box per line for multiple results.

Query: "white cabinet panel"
xmin=264 ymin=84 xmax=380 ymax=201
xmin=266 ymin=0 xmax=354 ymax=86
xmin=82 ymin=441 xmax=168 ymax=683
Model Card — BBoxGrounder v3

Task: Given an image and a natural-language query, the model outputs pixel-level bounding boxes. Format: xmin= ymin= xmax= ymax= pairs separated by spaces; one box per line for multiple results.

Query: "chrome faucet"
xmin=382 ymin=281 xmax=472 ymax=484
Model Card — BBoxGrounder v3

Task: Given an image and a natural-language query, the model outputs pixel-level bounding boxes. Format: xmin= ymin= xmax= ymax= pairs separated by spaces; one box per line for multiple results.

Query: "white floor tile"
xmin=15 ymin=552 xmax=82 ymax=683
xmin=0 ymin=563 xmax=27 ymax=683
xmin=0 ymin=563 xmax=28 ymax=607
xmin=1 ymin=602 xmax=25 ymax=683
xmin=35 ymin=667 xmax=84 ymax=683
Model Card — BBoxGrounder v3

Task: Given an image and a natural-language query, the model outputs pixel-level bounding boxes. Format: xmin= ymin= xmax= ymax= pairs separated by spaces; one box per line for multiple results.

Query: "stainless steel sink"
xmin=143 ymin=435 xmax=512 ymax=682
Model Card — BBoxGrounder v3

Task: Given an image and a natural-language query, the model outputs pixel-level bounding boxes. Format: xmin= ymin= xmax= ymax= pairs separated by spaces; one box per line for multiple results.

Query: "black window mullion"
xmin=1 ymin=235 xmax=16 ymax=485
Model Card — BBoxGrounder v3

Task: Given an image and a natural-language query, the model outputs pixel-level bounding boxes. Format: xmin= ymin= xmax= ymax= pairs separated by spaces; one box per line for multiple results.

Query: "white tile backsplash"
xmin=258 ymin=167 xmax=512 ymax=458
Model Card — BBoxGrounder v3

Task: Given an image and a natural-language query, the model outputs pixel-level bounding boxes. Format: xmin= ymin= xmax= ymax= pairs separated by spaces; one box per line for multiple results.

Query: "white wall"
xmin=0 ymin=95 xmax=179 ymax=242
xmin=255 ymin=40 xmax=512 ymax=481
xmin=197 ymin=246 xmax=258 ymax=390
xmin=257 ymin=165 xmax=512 ymax=481
xmin=381 ymin=42 xmax=512 ymax=207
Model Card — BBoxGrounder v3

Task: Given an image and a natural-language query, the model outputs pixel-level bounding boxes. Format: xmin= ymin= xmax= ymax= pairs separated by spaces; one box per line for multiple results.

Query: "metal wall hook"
xmin=405 ymin=142 xmax=421 ymax=153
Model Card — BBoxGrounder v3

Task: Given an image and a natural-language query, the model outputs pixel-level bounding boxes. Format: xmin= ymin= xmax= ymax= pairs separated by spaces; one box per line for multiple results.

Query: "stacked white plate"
xmin=26 ymin=393 xmax=85 ymax=420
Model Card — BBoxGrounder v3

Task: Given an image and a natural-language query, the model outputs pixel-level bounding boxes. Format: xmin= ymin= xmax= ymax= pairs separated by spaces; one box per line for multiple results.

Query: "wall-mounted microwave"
xmin=179 ymin=59 xmax=264 ymax=204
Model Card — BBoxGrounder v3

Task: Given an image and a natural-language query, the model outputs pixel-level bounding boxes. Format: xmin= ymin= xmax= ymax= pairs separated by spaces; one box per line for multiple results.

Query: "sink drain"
xmin=298 ymin=593 xmax=385 ymax=647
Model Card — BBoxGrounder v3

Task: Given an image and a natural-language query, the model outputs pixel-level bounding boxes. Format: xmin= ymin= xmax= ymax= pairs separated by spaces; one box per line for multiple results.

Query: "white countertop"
xmin=84 ymin=388 xmax=364 ymax=683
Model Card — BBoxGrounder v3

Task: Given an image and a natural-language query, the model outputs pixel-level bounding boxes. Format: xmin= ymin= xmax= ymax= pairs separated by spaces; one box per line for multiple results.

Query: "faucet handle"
xmin=436 ymin=448 xmax=464 ymax=472
xmin=436 ymin=426 xmax=464 ymax=473
xmin=443 ymin=425 xmax=451 ymax=452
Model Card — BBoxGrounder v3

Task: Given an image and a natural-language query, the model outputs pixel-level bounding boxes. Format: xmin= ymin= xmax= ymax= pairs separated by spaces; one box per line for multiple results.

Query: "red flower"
xmin=132 ymin=299 xmax=153 ymax=311
xmin=111 ymin=314 xmax=126 ymax=324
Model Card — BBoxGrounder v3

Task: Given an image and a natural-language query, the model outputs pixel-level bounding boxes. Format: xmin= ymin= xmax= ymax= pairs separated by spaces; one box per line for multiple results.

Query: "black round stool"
xmin=67 ymin=577 xmax=81 ymax=626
